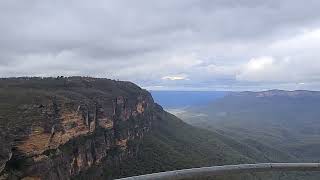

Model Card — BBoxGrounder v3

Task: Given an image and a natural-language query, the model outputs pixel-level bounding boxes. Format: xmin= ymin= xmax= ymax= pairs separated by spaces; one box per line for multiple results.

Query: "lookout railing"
xmin=117 ymin=163 xmax=320 ymax=180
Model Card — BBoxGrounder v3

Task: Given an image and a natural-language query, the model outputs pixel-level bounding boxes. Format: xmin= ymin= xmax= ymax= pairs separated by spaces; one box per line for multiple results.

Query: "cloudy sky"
xmin=1 ymin=0 xmax=320 ymax=90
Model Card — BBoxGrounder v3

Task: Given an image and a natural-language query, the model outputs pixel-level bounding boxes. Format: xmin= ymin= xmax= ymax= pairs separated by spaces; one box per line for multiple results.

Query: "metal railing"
xmin=117 ymin=163 xmax=320 ymax=180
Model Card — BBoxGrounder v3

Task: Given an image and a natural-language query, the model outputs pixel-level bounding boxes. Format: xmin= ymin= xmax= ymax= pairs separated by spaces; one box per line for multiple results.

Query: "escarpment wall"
xmin=0 ymin=78 xmax=155 ymax=180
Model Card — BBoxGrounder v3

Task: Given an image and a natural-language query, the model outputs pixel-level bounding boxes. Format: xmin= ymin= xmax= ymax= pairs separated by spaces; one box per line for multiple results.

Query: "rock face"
xmin=0 ymin=77 xmax=155 ymax=180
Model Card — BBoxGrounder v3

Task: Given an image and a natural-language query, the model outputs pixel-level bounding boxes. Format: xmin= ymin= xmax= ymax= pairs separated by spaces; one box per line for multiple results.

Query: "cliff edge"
xmin=0 ymin=77 xmax=155 ymax=180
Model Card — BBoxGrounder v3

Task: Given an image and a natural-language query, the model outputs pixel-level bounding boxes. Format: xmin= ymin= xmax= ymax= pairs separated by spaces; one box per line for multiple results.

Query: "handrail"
xmin=117 ymin=163 xmax=320 ymax=180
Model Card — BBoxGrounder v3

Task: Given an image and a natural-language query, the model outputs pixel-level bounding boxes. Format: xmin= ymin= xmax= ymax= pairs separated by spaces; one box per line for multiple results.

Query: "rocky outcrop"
xmin=0 ymin=77 xmax=155 ymax=180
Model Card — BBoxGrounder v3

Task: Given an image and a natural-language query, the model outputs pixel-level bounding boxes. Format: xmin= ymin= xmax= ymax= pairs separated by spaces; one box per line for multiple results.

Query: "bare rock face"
xmin=0 ymin=77 xmax=155 ymax=180
xmin=0 ymin=138 xmax=12 ymax=176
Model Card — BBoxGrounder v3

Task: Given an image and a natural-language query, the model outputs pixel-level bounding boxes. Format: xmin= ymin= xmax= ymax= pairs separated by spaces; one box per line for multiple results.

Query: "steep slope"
xmin=76 ymin=104 xmax=258 ymax=179
xmin=0 ymin=77 xmax=258 ymax=180
xmin=0 ymin=77 xmax=154 ymax=179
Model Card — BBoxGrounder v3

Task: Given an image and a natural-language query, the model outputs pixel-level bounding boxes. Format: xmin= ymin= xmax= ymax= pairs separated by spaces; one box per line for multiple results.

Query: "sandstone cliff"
xmin=0 ymin=77 xmax=155 ymax=180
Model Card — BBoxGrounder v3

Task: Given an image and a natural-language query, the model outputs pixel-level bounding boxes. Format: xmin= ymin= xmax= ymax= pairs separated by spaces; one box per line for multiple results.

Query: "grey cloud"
xmin=1 ymin=0 xmax=320 ymax=90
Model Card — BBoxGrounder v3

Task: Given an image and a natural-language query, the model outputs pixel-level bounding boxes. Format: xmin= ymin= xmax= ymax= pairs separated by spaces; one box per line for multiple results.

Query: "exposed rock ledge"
xmin=0 ymin=77 xmax=155 ymax=180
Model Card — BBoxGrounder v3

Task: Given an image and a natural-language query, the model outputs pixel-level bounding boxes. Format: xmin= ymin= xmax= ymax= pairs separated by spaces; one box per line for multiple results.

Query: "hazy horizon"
xmin=1 ymin=76 xmax=319 ymax=91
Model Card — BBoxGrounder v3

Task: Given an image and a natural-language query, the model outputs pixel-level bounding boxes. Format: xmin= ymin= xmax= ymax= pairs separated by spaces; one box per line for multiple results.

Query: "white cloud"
xmin=246 ymin=56 xmax=274 ymax=71
xmin=237 ymin=55 xmax=320 ymax=84
xmin=162 ymin=74 xmax=189 ymax=81
xmin=233 ymin=27 xmax=320 ymax=87
xmin=237 ymin=56 xmax=276 ymax=82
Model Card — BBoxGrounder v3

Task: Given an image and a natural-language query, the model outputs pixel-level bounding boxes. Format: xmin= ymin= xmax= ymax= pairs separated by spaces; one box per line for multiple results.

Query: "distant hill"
xmin=178 ymin=90 xmax=320 ymax=162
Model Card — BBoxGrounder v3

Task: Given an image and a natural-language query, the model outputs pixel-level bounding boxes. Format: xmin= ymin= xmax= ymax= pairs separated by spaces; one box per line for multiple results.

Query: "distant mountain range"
xmin=231 ymin=89 xmax=320 ymax=97
xmin=172 ymin=90 xmax=320 ymax=164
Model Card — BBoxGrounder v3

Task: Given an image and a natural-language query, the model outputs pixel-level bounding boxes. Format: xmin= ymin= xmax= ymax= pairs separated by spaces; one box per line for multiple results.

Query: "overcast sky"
xmin=1 ymin=0 xmax=320 ymax=90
